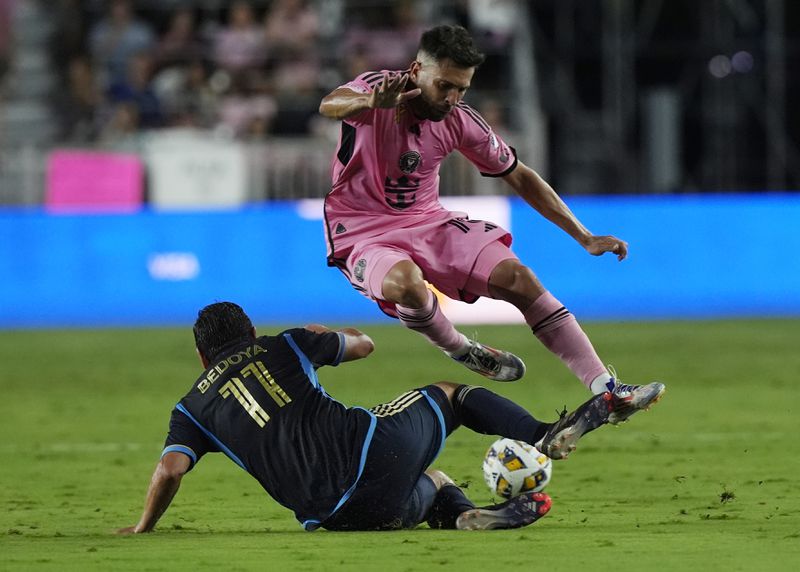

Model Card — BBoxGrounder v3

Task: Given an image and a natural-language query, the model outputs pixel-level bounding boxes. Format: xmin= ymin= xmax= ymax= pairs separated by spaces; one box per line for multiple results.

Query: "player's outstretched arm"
xmin=502 ymin=161 xmax=628 ymax=261
xmin=305 ymin=324 xmax=375 ymax=362
xmin=319 ymin=73 xmax=421 ymax=120
xmin=117 ymin=452 xmax=191 ymax=534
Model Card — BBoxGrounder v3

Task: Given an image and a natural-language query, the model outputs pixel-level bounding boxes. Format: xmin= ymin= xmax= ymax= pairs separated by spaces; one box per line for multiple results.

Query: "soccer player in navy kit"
xmin=118 ymin=302 xmax=619 ymax=533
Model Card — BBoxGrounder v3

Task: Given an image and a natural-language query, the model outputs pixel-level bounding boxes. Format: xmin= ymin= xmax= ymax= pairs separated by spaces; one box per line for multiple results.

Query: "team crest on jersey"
xmin=399 ymin=151 xmax=421 ymax=174
xmin=353 ymin=258 xmax=367 ymax=283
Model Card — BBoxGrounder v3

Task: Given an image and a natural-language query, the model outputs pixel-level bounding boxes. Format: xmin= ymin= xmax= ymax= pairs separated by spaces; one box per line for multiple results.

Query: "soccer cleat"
xmin=451 ymin=340 xmax=526 ymax=382
xmin=538 ymin=392 xmax=614 ymax=460
xmin=602 ymin=365 xmax=666 ymax=424
xmin=455 ymin=491 xmax=552 ymax=530
xmin=607 ymin=380 xmax=666 ymax=425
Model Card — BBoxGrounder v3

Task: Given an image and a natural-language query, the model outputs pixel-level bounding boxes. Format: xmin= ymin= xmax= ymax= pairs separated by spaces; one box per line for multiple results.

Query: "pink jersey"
xmin=324 ymin=69 xmax=517 ymax=264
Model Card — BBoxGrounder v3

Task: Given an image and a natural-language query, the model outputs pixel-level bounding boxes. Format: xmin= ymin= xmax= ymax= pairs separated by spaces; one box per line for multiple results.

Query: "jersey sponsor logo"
xmin=335 ymin=222 xmax=347 ymax=234
xmin=399 ymin=150 xmax=421 ymax=174
xmin=353 ymin=258 xmax=367 ymax=283
xmin=384 ymin=175 xmax=419 ymax=209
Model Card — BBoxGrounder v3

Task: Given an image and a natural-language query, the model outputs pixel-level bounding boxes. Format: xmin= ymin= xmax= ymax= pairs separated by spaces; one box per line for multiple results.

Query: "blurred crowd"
xmin=46 ymin=0 xmax=515 ymax=145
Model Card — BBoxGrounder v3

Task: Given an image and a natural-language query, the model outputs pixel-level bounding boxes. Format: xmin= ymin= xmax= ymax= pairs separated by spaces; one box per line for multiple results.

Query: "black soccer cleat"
xmin=538 ymin=392 xmax=614 ymax=460
xmin=455 ymin=492 xmax=552 ymax=530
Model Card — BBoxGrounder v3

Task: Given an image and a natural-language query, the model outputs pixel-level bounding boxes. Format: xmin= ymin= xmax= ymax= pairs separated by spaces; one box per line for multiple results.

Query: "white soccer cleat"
xmin=451 ymin=340 xmax=526 ymax=382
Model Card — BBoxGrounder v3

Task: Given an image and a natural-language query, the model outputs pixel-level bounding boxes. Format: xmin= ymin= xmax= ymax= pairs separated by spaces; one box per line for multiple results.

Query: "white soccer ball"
xmin=482 ymin=438 xmax=552 ymax=499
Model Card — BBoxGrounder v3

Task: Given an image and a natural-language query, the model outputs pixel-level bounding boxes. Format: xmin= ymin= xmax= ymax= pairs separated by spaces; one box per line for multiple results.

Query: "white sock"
xmin=446 ymin=334 xmax=471 ymax=359
xmin=589 ymin=372 xmax=614 ymax=394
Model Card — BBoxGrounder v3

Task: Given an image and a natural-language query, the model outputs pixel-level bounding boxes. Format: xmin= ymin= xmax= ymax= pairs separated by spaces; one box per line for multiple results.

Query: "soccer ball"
xmin=483 ymin=438 xmax=552 ymax=499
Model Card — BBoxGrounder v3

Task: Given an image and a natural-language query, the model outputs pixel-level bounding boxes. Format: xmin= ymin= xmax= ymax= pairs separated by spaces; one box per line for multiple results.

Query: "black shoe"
xmin=455 ymin=492 xmax=552 ymax=530
xmin=538 ymin=392 xmax=614 ymax=460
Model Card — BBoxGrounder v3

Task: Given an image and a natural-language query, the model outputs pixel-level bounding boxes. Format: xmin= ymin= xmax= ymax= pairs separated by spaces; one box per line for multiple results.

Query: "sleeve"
xmin=337 ymin=69 xmax=395 ymax=126
xmin=161 ymin=407 xmax=219 ymax=470
xmin=282 ymin=328 xmax=345 ymax=369
xmin=456 ymin=104 xmax=518 ymax=177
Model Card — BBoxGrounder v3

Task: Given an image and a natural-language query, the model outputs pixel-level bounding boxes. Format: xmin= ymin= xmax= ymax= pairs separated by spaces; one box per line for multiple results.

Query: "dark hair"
xmin=193 ymin=301 xmax=254 ymax=360
xmin=418 ymin=25 xmax=485 ymax=68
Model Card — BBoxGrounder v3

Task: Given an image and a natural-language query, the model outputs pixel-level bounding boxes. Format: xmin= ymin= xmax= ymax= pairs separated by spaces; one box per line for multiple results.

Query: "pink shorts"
xmin=341 ymin=216 xmax=517 ymax=316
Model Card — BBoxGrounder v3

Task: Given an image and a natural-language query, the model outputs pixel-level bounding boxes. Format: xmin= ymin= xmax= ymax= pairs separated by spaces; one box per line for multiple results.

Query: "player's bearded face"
xmin=409 ymin=57 xmax=474 ymax=121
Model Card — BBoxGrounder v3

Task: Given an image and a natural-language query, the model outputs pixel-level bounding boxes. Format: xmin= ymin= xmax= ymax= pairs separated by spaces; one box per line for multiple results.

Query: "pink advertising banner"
xmin=46 ymin=150 xmax=144 ymax=212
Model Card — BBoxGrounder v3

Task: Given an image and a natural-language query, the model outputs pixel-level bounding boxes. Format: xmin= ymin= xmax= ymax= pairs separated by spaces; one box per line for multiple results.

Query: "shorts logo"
xmin=353 ymin=258 xmax=367 ymax=283
xmin=399 ymin=150 xmax=421 ymax=174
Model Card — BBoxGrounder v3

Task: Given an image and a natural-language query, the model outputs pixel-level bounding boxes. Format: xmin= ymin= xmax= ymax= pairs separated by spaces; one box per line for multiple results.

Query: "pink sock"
xmin=523 ymin=291 xmax=607 ymax=388
xmin=396 ymin=290 xmax=467 ymax=354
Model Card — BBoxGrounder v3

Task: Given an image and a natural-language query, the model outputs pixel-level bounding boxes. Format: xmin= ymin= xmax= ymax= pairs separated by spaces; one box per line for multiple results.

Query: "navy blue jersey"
xmin=162 ymin=328 xmax=376 ymax=530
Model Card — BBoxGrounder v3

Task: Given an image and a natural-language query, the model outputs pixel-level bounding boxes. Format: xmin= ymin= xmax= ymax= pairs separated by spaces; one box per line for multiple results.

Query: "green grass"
xmin=2 ymin=320 xmax=800 ymax=571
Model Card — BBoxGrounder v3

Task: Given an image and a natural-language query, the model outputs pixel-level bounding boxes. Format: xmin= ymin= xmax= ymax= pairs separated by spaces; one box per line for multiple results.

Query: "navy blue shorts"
xmin=322 ymin=384 xmax=456 ymax=531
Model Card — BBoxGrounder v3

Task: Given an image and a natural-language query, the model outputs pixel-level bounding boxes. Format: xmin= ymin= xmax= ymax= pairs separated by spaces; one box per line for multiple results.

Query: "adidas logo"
xmin=335 ymin=223 xmax=347 ymax=234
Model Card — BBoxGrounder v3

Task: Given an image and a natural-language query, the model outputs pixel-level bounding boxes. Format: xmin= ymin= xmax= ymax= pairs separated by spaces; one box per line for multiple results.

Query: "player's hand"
xmin=584 ymin=235 xmax=628 ymax=261
xmin=116 ymin=526 xmax=139 ymax=535
xmin=367 ymin=73 xmax=421 ymax=109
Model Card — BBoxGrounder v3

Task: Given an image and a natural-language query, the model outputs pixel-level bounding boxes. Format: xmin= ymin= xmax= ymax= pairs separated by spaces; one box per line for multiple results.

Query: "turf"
xmin=2 ymin=320 xmax=799 ymax=571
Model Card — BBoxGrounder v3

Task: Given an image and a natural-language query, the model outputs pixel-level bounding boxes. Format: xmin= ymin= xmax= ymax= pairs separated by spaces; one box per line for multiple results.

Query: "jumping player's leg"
xmin=381 ymin=259 xmax=469 ymax=355
xmin=363 ymin=252 xmax=525 ymax=382
xmin=466 ymin=242 xmax=666 ymax=422
xmin=465 ymin=241 xmax=608 ymax=390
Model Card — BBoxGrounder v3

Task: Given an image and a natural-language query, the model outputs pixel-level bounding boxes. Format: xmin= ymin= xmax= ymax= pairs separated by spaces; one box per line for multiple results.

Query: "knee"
xmin=488 ymin=260 xmax=543 ymax=305
xmin=425 ymin=469 xmax=455 ymax=490
xmin=381 ymin=260 xmax=428 ymax=307
xmin=432 ymin=381 xmax=461 ymax=404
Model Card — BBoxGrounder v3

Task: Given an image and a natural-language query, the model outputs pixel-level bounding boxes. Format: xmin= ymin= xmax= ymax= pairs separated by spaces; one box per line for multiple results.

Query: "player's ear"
xmin=409 ymin=60 xmax=421 ymax=81
xmin=250 ymin=326 xmax=257 ymax=339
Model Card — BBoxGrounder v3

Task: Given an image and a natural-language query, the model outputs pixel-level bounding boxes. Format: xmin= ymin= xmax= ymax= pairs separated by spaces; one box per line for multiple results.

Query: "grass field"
xmin=2 ymin=319 xmax=799 ymax=571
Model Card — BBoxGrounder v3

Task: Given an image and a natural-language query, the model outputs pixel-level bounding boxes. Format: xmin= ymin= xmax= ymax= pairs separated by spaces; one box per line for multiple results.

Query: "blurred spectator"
xmin=464 ymin=0 xmax=519 ymax=87
xmin=98 ymin=101 xmax=140 ymax=148
xmin=216 ymin=73 xmax=276 ymax=140
xmin=107 ymin=52 xmax=163 ymax=129
xmin=89 ymin=0 xmax=156 ymax=88
xmin=478 ymin=97 xmax=511 ymax=138
xmin=342 ymin=0 xmax=423 ymax=71
xmin=159 ymin=59 xmax=219 ymax=129
xmin=0 ymin=0 xmax=12 ymax=81
xmin=55 ymin=55 xmax=104 ymax=142
xmin=52 ymin=0 xmax=91 ymax=70
xmin=264 ymin=0 xmax=320 ymax=95
xmin=213 ymin=1 xmax=266 ymax=73
xmin=153 ymin=6 xmax=205 ymax=71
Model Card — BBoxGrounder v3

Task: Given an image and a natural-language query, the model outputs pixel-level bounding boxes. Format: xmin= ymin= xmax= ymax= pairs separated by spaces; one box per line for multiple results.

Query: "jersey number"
xmin=218 ymin=361 xmax=291 ymax=428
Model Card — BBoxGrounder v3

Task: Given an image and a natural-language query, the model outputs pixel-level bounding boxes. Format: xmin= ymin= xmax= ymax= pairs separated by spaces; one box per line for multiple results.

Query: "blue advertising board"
xmin=0 ymin=194 xmax=798 ymax=328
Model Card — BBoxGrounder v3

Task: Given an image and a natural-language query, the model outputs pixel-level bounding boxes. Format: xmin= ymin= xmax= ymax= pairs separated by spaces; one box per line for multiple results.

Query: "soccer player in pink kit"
xmin=319 ymin=25 xmax=664 ymax=423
